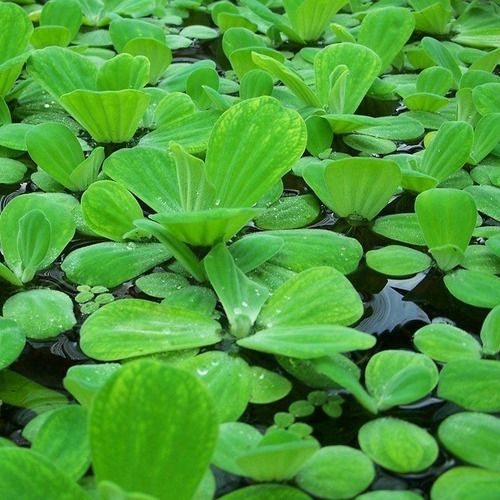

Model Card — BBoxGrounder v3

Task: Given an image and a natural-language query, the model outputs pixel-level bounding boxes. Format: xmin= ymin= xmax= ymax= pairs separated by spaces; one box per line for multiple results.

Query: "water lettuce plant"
xmin=1 ymin=1 xmax=500 ymax=499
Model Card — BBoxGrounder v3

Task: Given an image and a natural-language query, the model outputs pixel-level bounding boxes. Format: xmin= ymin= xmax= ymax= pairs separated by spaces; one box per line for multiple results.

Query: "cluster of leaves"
xmin=0 ymin=0 xmax=500 ymax=499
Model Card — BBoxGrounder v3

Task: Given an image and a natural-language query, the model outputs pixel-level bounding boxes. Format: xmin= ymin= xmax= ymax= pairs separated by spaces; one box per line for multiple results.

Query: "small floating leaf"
xmin=358 ymin=417 xmax=438 ymax=473
xmin=438 ymin=359 xmax=500 ymax=412
xmin=0 ymin=448 xmax=91 ymax=500
xmin=366 ymin=245 xmax=431 ymax=276
xmin=438 ymin=412 xmax=500 ymax=472
xmin=481 ymin=305 xmax=500 ymax=355
xmin=365 ymin=350 xmax=438 ymax=410
xmin=257 ymin=267 xmax=363 ymax=329
xmin=3 ymin=289 xmax=76 ymax=340
xmin=238 ymin=325 xmax=375 ymax=359
xmin=413 ymin=324 xmax=482 ymax=362
xmin=296 ymin=445 xmax=375 ymax=500
xmin=80 ymin=299 xmax=221 ymax=360
xmin=431 ymin=466 xmax=500 ymax=500
xmin=61 ymin=242 xmax=171 ymax=288
xmin=0 ymin=317 xmax=25 ymax=370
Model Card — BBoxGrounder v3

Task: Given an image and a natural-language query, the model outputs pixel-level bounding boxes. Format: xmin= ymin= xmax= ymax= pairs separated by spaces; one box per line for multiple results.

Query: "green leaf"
xmin=0 ymin=369 xmax=67 ymax=414
xmin=403 ymin=92 xmax=449 ymax=113
xmin=472 ymin=83 xmax=500 ymax=115
xmin=438 ymin=359 xmax=500 ymax=412
xmin=343 ymin=134 xmax=396 ymax=155
xmin=284 ymin=0 xmax=348 ymax=41
xmin=462 ymin=244 xmax=500 ymax=274
xmin=255 ymin=195 xmax=320 ymax=230
xmin=26 ymin=122 xmax=84 ymax=192
xmin=365 ymin=350 xmax=438 ymax=410
xmin=421 ymin=37 xmax=461 ymax=87
xmin=205 ymin=96 xmax=306 ymax=208
xmin=103 ymin=147 xmax=182 ymax=213
xmin=312 ymin=356 xmax=377 ymax=414
xmin=218 ymin=485 xmax=312 ymax=500
xmin=358 ymin=417 xmax=439 ymax=473
xmin=358 ymin=7 xmax=415 ymax=72
xmin=63 ymin=363 xmax=122 ymax=408
xmin=251 ymin=52 xmax=321 ymax=108
xmin=229 ymin=234 xmax=284 ymax=273
xmin=40 ymin=0 xmax=82 ymax=39
xmin=257 ymin=267 xmax=363 ymax=329
xmin=213 ymin=422 xmax=264 ymax=476
xmin=70 ymin=146 xmax=104 ymax=191
xmin=236 ymin=430 xmax=320 ymax=481
xmin=204 ymin=243 xmax=269 ymax=337
xmin=151 ymin=208 xmax=261 ymax=247
xmin=419 ymin=121 xmax=474 ymax=183
xmin=186 ymin=67 xmax=220 ymax=109
xmin=90 ymin=359 xmax=218 ymax=500
xmin=416 ymin=66 xmax=453 ymax=95
xmin=109 ymin=18 xmax=165 ymax=53
xmin=366 ymin=245 xmax=431 ymax=276
xmin=413 ymin=323 xmax=482 ymax=362
xmin=296 ymin=445 xmax=375 ymax=500
xmin=249 ymin=366 xmax=292 ymax=404
xmin=470 ymin=113 xmax=500 ymax=164
xmin=27 ymin=46 xmax=98 ymax=99
xmin=305 ymin=157 xmax=401 ymax=221
xmin=0 ymin=158 xmax=26 ymax=184
xmin=160 ymin=285 xmax=217 ymax=316
xmin=431 ymin=467 xmax=500 ymax=500
xmin=0 ymin=262 xmax=22 ymax=286
xmin=0 ymin=317 xmax=25 ymax=370
xmin=321 ymin=114 xmax=381 ymax=134
xmin=357 ymin=115 xmax=424 ymax=141
xmin=243 ymin=229 xmax=363 ymax=276
xmin=444 ymin=269 xmax=500 ymax=308
xmin=415 ymin=189 xmax=476 ymax=270
xmin=30 ymin=405 xmax=90 ymax=481
xmin=60 ymin=89 xmax=150 ymax=143
xmin=315 ymin=43 xmax=381 ymax=113
xmin=3 ymin=289 xmax=76 ymax=340
xmin=80 ymin=299 xmax=221 ymax=360
xmin=238 ymin=325 xmax=375 ymax=358
xmin=481 ymin=305 xmax=500 ymax=355
xmin=61 ymin=241 xmax=171 ymax=287
xmin=16 ymin=209 xmax=51 ymax=283
xmin=0 ymin=123 xmax=33 ymax=151
xmin=357 ymin=492 xmax=423 ymax=500
xmin=239 ymin=69 xmax=274 ymax=100
xmin=96 ymin=53 xmax=149 ymax=91
xmin=134 ymin=219 xmax=206 ymax=283
xmin=465 ymin=185 xmax=500 ymax=222
xmin=438 ymin=412 xmax=500 ymax=472
xmin=135 ymin=272 xmax=188 ymax=299
xmin=30 ymin=26 xmax=72 ymax=49
xmin=142 ymin=105 xmax=219 ymax=151
xmin=81 ymin=180 xmax=143 ymax=242
xmin=170 ymin=142 xmax=215 ymax=212
xmin=0 ymin=448 xmax=91 ymax=500
xmin=372 ymin=213 xmax=427 ymax=246
xmin=181 ymin=351 xmax=252 ymax=422
xmin=0 ymin=3 xmax=33 ymax=96
xmin=123 ymin=37 xmax=172 ymax=85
